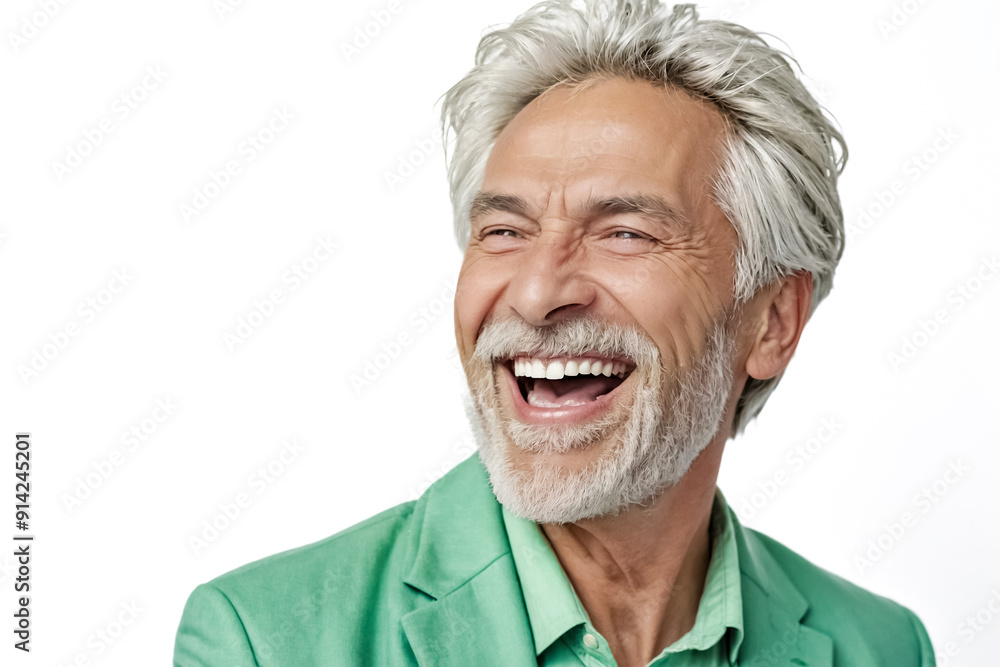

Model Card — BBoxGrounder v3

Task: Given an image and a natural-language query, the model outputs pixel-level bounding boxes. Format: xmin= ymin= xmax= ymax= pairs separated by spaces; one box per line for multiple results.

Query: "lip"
xmin=498 ymin=359 xmax=632 ymax=425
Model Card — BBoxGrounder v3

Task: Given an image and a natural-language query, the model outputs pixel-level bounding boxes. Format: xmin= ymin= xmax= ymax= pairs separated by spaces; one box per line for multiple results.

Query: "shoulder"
xmin=740 ymin=524 xmax=934 ymax=666
xmin=175 ymin=455 xmax=496 ymax=665
xmin=211 ymin=500 xmax=417 ymax=598
xmin=175 ymin=501 xmax=424 ymax=665
xmin=210 ymin=501 xmax=415 ymax=589
xmin=181 ymin=453 xmax=490 ymax=602
xmin=746 ymin=526 xmax=916 ymax=622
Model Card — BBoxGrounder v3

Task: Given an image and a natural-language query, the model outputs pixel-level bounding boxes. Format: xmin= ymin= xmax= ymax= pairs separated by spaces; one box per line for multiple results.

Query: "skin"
xmin=453 ymin=77 xmax=812 ymax=666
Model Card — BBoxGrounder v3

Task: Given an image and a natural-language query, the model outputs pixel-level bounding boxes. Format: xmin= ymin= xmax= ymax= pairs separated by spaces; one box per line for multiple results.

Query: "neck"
xmin=539 ymin=439 xmax=724 ymax=667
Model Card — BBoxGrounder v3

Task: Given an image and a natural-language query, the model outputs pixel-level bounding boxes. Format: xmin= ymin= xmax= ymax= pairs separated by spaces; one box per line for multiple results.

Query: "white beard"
xmin=463 ymin=316 xmax=736 ymax=524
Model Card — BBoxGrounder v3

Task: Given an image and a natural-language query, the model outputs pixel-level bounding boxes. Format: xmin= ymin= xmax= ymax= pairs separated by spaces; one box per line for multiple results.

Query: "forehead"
xmin=480 ymin=77 xmax=730 ymax=217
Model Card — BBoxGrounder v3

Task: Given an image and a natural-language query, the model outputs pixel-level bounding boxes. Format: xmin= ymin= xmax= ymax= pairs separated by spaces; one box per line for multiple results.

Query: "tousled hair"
xmin=441 ymin=0 xmax=847 ymax=433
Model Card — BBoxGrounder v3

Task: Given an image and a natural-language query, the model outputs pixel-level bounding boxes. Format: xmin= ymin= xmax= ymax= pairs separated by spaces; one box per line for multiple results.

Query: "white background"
xmin=2 ymin=0 xmax=998 ymax=664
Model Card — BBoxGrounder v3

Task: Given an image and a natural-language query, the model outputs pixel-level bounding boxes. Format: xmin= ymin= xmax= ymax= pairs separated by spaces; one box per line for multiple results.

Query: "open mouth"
xmin=505 ymin=355 xmax=635 ymax=409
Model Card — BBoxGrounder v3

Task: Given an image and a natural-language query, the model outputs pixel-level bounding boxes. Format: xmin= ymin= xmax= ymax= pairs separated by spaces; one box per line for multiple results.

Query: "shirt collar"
xmin=502 ymin=487 xmax=744 ymax=663
xmin=502 ymin=502 xmax=589 ymax=653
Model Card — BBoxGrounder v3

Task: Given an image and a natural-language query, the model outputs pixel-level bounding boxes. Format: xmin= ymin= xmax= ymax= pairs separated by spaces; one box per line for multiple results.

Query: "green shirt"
xmin=501 ymin=488 xmax=744 ymax=666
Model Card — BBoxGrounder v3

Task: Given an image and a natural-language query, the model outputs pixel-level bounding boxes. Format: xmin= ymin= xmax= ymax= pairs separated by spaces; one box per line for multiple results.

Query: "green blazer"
xmin=174 ymin=455 xmax=935 ymax=666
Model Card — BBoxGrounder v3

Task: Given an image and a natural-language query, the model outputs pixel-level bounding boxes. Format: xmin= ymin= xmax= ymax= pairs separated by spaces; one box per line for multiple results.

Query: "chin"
xmin=461 ymin=316 xmax=735 ymax=524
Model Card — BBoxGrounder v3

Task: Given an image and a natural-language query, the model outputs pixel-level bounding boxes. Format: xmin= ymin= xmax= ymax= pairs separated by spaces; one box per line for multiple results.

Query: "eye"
xmin=609 ymin=230 xmax=651 ymax=241
xmin=484 ymin=228 xmax=521 ymax=239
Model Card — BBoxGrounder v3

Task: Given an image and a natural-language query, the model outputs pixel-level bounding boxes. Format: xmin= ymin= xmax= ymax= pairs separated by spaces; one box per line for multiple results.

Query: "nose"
xmin=504 ymin=230 xmax=596 ymax=326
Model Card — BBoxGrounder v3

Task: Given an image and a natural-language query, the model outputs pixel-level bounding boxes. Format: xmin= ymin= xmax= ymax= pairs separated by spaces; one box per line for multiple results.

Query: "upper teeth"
xmin=512 ymin=357 xmax=630 ymax=380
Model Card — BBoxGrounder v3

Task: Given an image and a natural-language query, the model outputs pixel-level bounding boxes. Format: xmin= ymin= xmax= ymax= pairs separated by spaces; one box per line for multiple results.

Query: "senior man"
xmin=175 ymin=1 xmax=934 ymax=665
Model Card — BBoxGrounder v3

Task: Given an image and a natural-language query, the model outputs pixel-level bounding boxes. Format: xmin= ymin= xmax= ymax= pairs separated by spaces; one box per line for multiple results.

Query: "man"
xmin=175 ymin=1 xmax=935 ymax=665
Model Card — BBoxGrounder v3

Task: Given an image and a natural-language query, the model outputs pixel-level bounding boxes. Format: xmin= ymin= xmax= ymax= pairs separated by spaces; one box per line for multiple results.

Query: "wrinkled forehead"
xmin=479 ymin=77 xmax=732 ymax=222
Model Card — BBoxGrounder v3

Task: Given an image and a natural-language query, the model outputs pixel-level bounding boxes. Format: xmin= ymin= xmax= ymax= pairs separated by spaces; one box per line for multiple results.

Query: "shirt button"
xmin=583 ymin=633 xmax=598 ymax=649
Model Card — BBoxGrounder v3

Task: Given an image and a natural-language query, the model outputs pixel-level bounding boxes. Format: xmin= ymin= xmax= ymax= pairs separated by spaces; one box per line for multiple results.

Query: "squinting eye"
xmin=611 ymin=230 xmax=648 ymax=241
xmin=486 ymin=229 xmax=519 ymax=238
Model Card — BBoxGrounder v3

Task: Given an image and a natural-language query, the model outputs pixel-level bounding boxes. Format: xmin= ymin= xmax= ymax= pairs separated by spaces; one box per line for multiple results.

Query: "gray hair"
xmin=440 ymin=0 xmax=847 ymax=434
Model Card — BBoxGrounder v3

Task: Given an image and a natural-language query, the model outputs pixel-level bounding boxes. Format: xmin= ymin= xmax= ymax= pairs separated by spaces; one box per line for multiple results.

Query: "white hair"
xmin=440 ymin=0 xmax=847 ymax=433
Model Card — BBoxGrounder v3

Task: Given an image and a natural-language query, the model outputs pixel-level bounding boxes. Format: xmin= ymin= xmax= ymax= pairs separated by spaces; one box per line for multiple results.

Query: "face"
xmin=455 ymin=77 xmax=746 ymax=523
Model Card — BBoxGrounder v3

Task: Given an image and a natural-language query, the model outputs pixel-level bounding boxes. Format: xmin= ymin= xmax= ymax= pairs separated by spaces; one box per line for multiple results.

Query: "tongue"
xmin=527 ymin=375 xmax=622 ymax=408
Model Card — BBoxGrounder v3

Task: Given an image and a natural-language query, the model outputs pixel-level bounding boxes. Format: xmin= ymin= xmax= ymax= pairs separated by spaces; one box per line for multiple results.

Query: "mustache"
xmin=472 ymin=317 xmax=660 ymax=368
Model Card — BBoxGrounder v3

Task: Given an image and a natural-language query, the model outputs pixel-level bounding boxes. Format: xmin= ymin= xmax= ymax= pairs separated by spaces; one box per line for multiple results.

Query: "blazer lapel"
xmin=400 ymin=455 xmax=536 ymax=666
xmin=398 ymin=456 xmax=833 ymax=666
xmin=730 ymin=508 xmax=833 ymax=667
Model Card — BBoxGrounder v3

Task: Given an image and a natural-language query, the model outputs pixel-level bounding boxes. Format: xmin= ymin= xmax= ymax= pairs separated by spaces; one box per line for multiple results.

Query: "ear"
xmin=745 ymin=271 xmax=813 ymax=381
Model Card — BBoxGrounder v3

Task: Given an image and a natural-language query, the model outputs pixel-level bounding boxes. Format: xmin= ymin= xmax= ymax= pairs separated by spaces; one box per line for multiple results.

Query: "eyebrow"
xmin=584 ymin=194 xmax=691 ymax=230
xmin=469 ymin=193 xmax=531 ymax=223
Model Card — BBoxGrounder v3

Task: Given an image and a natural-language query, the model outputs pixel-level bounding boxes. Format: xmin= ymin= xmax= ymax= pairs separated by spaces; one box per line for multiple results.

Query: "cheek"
xmin=595 ymin=252 xmax=730 ymax=367
xmin=454 ymin=254 xmax=508 ymax=361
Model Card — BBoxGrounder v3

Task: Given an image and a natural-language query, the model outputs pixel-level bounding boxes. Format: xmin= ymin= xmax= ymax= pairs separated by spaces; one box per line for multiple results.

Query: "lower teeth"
xmin=526 ymin=395 xmax=588 ymax=408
